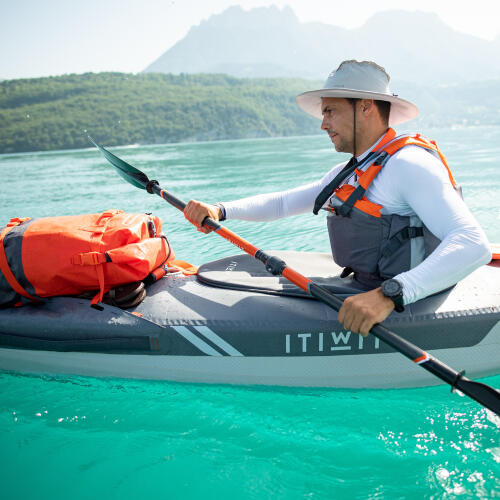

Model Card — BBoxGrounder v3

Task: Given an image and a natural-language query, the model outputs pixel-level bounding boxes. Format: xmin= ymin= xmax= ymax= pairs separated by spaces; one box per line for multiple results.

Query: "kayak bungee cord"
xmin=90 ymin=137 xmax=500 ymax=417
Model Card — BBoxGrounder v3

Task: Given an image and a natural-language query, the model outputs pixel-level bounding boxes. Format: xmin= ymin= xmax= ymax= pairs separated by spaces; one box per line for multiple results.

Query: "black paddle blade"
xmin=88 ymin=136 xmax=149 ymax=190
xmin=455 ymin=376 xmax=500 ymax=416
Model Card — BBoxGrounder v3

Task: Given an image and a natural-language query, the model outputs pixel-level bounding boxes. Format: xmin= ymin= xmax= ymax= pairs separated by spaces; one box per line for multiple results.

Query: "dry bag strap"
xmin=169 ymin=260 xmax=199 ymax=275
xmin=0 ymin=222 xmax=40 ymax=302
xmin=88 ymin=211 xmax=116 ymax=304
xmin=72 ymin=252 xmax=110 ymax=266
xmin=90 ymin=211 xmax=118 ymax=304
xmin=6 ymin=217 xmax=31 ymax=226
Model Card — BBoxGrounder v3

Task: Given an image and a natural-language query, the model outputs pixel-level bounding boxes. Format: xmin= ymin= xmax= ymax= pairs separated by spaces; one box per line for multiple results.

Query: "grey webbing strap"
xmin=337 ymin=184 xmax=367 ymax=217
xmin=381 ymin=227 xmax=425 ymax=258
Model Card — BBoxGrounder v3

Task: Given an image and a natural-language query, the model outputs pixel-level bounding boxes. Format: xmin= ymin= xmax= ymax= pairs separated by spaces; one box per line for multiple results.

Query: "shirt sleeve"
xmin=385 ymin=147 xmax=492 ymax=304
xmin=222 ymin=163 xmax=346 ymax=221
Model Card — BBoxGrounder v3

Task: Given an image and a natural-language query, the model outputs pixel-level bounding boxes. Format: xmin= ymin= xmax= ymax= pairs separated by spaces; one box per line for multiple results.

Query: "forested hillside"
xmin=0 ymin=72 xmax=319 ymax=154
xmin=1 ymin=72 xmax=500 ymax=154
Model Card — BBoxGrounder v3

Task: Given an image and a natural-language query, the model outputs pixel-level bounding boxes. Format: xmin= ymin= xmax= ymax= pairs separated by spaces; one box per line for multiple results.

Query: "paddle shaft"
xmin=148 ymin=183 xmax=500 ymax=415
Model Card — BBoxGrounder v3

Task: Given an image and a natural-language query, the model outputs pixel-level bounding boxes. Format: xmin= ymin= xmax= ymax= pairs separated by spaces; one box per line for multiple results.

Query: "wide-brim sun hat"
xmin=296 ymin=60 xmax=418 ymax=127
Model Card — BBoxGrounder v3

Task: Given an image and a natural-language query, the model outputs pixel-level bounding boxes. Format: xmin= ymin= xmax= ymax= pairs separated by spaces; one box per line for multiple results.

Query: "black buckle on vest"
xmin=374 ymin=151 xmax=391 ymax=167
xmin=404 ymin=226 xmax=424 ymax=239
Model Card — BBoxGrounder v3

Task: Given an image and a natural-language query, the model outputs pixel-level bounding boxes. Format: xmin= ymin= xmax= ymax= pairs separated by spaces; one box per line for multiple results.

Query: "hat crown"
xmin=323 ymin=60 xmax=391 ymax=95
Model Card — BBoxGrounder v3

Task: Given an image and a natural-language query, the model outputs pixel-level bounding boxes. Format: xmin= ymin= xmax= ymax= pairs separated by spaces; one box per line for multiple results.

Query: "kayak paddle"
xmin=91 ymin=137 xmax=500 ymax=417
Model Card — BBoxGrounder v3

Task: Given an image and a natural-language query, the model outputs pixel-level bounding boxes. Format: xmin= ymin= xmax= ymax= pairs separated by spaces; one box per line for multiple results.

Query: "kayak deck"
xmin=0 ymin=251 xmax=499 ymax=388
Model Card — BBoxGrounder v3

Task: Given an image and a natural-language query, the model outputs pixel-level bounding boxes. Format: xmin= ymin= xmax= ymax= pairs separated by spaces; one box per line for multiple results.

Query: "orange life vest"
xmin=0 ymin=209 xmax=175 ymax=306
xmin=317 ymin=129 xmax=461 ymax=287
xmin=332 ymin=129 xmax=458 ymax=218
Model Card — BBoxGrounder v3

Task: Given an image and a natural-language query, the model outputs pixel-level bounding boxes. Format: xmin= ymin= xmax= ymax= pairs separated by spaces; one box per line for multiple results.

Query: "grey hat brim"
xmin=296 ymin=88 xmax=418 ymax=127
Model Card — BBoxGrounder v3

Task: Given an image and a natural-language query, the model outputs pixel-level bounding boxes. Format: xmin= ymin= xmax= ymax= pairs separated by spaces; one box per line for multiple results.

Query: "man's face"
xmin=320 ymin=97 xmax=354 ymax=153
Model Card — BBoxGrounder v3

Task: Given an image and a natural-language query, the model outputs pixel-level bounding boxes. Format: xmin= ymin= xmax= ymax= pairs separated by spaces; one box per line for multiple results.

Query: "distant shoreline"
xmin=4 ymin=124 xmax=500 ymax=158
xmin=2 ymin=72 xmax=499 ymax=155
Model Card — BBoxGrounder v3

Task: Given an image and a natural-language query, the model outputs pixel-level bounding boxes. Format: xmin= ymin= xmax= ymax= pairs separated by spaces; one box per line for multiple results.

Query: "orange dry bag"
xmin=0 ymin=209 xmax=173 ymax=306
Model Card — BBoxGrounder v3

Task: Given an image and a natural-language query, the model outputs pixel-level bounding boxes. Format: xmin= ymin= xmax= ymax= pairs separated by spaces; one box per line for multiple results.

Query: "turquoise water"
xmin=1 ymin=127 xmax=500 ymax=499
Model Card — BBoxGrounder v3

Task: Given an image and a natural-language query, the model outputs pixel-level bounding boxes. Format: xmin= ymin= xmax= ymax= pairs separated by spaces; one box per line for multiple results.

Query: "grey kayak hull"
xmin=0 ymin=251 xmax=499 ymax=388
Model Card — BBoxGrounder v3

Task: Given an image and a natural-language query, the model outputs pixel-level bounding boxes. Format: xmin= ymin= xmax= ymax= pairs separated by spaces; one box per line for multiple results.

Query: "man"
xmin=184 ymin=60 xmax=491 ymax=336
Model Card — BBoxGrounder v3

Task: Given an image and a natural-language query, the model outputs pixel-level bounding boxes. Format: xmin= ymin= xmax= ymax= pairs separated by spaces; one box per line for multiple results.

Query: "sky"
xmin=1 ymin=0 xmax=499 ymax=80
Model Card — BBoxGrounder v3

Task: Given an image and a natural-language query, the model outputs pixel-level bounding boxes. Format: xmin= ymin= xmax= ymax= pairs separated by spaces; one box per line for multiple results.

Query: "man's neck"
xmin=354 ymin=127 xmax=390 ymax=159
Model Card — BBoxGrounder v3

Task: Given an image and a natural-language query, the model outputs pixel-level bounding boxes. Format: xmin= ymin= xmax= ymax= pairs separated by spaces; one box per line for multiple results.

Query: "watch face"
xmin=382 ymin=279 xmax=402 ymax=297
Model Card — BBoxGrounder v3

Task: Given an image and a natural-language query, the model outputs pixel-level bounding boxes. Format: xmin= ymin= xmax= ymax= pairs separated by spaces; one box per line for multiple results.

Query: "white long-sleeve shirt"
xmin=220 ymin=135 xmax=492 ymax=305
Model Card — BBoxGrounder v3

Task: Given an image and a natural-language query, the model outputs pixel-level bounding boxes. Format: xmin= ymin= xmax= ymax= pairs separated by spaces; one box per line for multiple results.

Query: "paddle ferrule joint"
xmin=264 ymin=256 xmax=287 ymax=276
xmin=254 ymin=251 xmax=286 ymax=275
xmin=146 ymin=180 xmax=159 ymax=194
xmin=254 ymin=250 xmax=268 ymax=264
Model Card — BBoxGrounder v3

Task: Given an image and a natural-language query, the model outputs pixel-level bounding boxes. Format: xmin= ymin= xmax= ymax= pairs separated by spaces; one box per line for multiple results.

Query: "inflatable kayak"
xmin=0 ymin=250 xmax=499 ymax=388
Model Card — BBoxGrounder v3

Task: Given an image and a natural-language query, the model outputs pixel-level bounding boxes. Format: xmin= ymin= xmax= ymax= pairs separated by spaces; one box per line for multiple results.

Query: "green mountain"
xmin=1 ymin=72 xmax=500 ymax=154
xmin=0 ymin=72 xmax=319 ymax=154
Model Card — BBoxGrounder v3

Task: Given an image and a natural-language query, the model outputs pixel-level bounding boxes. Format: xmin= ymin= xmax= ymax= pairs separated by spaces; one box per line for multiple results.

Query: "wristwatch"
xmin=214 ymin=203 xmax=226 ymax=221
xmin=381 ymin=279 xmax=405 ymax=313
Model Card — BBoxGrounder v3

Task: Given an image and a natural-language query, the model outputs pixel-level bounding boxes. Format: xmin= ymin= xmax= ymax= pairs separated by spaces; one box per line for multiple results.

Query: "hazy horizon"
xmin=1 ymin=0 xmax=499 ymax=81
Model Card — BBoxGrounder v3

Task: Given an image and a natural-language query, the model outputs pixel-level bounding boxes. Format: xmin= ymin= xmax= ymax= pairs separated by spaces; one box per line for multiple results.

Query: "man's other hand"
xmin=337 ymin=287 xmax=395 ymax=336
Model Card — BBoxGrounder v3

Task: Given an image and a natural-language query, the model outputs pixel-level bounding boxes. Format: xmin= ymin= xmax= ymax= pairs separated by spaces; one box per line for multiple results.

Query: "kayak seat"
xmin=197 ymin=250 xmax=370 ymax=299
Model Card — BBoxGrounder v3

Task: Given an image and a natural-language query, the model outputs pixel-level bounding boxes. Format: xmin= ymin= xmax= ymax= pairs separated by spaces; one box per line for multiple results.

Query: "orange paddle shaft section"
xmin=282 ymin=267 xmax=312 ymax=292
xmin=215 ymin=226 xmax=312 ymax=292
xmin=215 ymin=226 xmax=259 ymax=256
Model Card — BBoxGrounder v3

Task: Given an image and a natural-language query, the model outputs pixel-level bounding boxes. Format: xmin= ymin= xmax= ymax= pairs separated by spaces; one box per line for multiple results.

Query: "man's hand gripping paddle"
xmin=90 ymin=137 xmax=500 ymax=417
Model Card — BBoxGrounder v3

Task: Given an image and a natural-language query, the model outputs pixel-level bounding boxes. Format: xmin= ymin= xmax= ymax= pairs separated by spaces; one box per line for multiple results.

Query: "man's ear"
xmin=361 ymin=99 xmax=374 ymax=114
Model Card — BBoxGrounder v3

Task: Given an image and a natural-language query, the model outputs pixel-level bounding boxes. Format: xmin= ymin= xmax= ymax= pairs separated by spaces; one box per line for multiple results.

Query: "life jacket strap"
xmin=312 ymin=130 xmax=395 ymax=215
xmin=337 ymin=184 xmax=367 ymax=217
xmin=313 ymin=155 xmax=359 ymax=215
xmin=381 ymin=226 xmax=425 ymax=258
xmin=320 ymin=131 xmax=456 ymax=219
xmin=335 ymin=153 xmax=390 ymax=217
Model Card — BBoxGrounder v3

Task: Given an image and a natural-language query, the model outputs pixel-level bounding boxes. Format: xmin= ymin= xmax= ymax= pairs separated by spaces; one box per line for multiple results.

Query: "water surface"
xmin=1 ymin=127 xmax=499 ymax=499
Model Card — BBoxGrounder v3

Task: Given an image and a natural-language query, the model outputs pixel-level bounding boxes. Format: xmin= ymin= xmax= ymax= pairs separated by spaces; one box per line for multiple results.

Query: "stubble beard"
xmin=331 ymin=134 xmax=353 ymax=154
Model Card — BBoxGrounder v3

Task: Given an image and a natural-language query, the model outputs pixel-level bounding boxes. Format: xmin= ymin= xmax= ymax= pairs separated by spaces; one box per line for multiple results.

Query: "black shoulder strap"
xmin=313 ymin=151 xmax=384 ymax=215
xmin=312 ymin=156 xmax=358 ymax=215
